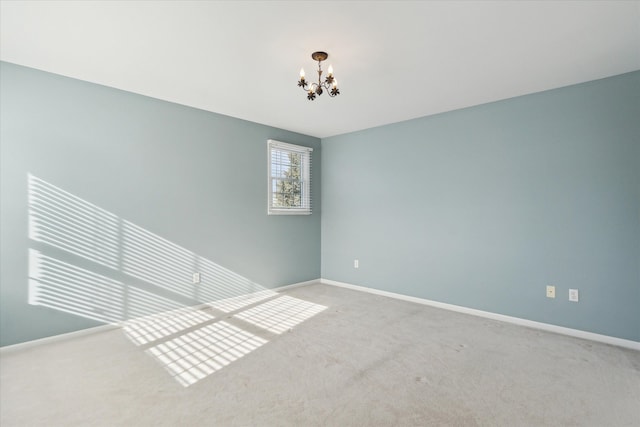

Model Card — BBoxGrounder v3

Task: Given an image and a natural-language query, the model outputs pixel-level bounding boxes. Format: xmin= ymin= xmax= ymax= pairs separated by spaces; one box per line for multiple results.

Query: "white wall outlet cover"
xmin=546 ymin=285 xmax=555 ymax=298
xmin=192 ymin=273 xmax=201 ymax=284
xmin=569 ymin=289 xmax=579 ymax=302
xmin=354 ymin=259 xmax=359 ymax=269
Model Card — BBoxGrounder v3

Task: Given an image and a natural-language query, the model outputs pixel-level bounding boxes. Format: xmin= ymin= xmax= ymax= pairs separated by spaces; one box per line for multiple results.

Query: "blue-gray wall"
xmin=2 ymin=61 xmax=638 ymax=347
xmin=322 ymin=72 xmax=640 ymax=342
xmin=0 ymin=62 xmax=321 ymax=346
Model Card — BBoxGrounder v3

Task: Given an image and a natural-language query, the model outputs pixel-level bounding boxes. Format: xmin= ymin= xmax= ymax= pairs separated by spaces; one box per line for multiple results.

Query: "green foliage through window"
xmin=273 ymin=151 xmax=302 ymax=208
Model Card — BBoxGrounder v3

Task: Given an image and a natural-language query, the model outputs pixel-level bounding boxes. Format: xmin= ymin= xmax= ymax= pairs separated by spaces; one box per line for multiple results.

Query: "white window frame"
xmin=267 ymin=139 xmax=312 ymax=215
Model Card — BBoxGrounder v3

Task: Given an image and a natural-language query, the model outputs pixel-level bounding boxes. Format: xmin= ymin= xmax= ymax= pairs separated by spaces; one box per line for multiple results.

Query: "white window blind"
xmin=267 ymin=139 xmax=312 ymax=215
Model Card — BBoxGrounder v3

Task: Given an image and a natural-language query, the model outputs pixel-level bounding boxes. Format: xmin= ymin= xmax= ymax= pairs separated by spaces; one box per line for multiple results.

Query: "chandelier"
xmin=297 ymin=51 xmax=340 ymax=101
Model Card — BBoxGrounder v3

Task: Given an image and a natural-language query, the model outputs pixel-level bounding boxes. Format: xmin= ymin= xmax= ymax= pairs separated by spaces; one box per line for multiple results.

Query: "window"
xmin=268 ymin=139 xmax=312 ymax=215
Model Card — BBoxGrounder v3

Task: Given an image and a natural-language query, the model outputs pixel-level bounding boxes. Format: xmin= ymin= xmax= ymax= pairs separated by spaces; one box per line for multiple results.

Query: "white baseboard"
xmin=1 ymin=278 xmax=322 ymax=353
xmin=320 ymin=278 xmax=640 ymax=351
xmin=6 ymin=277 xmax=635 ymax=352
xmin=275 ymin=278 xmax=321 ymax=292
xmin=0 ymin=324 xmax=120 ymax=354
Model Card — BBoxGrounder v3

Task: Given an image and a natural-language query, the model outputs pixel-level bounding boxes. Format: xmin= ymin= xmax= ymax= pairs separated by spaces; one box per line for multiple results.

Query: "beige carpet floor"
xmin=1 ymin=283 xmax=639 ymax=426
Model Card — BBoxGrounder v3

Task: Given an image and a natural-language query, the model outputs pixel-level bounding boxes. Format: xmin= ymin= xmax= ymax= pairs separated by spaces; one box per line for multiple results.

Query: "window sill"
xmin=268 ymin=209 xmax=312 ymax=216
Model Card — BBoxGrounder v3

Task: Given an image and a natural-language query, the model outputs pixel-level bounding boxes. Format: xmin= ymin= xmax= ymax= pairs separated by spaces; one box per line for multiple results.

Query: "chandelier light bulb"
xmin=299 ymin=68 xmax=305 ymax=79
xmin=328 ymin=65 xmax=334 ymax=77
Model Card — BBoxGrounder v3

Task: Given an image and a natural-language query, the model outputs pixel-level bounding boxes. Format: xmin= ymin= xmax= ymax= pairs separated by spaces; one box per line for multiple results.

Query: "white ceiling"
xmin=1 ymin=1 xmax=639 ymax=138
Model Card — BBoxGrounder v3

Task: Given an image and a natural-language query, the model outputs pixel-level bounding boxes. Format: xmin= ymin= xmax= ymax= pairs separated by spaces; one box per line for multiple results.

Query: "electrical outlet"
xmin=192 ymin=273 xmax=201 ymax=284
xmin=354 ymin=259 xmax=359 ymax=269
xmin=569 ymin=289 xmax=579 ymax=302
xmin=546 ymin=285 xmax=555 ymax=298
